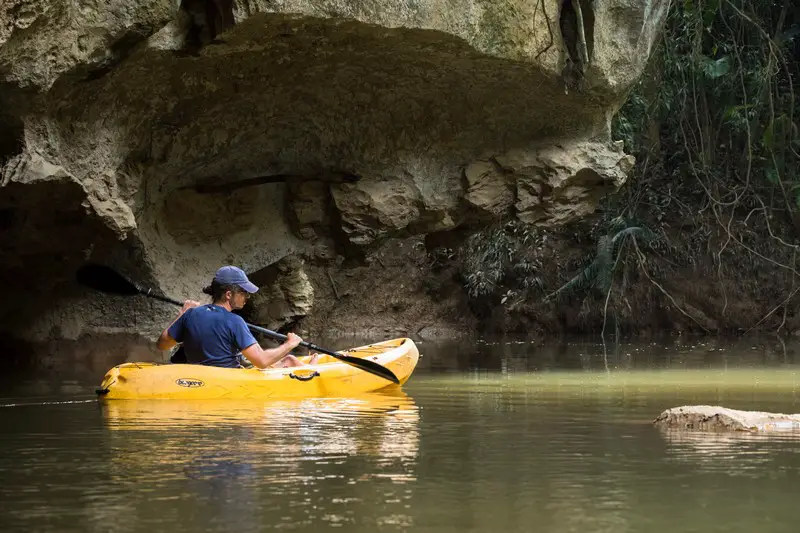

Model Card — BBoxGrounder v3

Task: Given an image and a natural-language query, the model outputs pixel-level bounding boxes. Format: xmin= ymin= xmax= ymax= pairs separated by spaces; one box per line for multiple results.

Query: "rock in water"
xmin=654 ymin=405 xmax=800 ymax=433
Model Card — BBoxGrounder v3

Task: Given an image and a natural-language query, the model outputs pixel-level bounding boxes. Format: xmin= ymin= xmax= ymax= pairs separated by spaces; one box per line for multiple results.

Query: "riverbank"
xmin=293 ymin=210 xmax=800 ymax=341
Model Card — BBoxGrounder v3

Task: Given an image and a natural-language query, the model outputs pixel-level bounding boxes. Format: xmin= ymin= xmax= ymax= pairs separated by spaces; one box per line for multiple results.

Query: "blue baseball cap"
xmin=214 ymin=266 xmax=259 ymax=293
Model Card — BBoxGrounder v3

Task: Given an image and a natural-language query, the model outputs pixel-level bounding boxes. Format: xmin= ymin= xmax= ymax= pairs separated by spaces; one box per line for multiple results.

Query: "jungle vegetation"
xmin=443 ymin=0 xmax=800 ymax=336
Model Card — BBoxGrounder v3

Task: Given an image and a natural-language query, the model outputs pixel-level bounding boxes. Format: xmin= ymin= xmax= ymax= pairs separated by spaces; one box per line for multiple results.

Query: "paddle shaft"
xmin=246 ymin=325 xmax=345 ymax=360
xmin=141 ymin=288 xmax=184 ymax=308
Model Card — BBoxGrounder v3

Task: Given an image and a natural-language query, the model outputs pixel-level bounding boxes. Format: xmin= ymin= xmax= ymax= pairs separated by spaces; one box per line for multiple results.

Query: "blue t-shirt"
xmin=168 ymin=304 xmax=258 ymax=368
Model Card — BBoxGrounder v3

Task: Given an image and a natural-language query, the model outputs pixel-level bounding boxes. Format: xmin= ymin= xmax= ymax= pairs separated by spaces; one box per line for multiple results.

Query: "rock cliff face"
xmin=0 ymin=0 xmax=670 ymax=341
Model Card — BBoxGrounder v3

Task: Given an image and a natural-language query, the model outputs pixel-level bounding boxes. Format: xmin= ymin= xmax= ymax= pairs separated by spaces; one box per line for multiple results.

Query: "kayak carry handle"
xmin=288 ymin=371 xmax=320 ymax=382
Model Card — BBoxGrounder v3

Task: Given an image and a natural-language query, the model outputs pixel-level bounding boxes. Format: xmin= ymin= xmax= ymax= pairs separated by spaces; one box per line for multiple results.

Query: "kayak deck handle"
xmin=289 ymin=371 xmax=320 ymax=382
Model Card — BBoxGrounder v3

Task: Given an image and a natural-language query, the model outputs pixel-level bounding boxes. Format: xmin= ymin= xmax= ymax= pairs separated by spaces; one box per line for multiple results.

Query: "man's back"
xmin=168 ymin=304 xmax=258 ymax=368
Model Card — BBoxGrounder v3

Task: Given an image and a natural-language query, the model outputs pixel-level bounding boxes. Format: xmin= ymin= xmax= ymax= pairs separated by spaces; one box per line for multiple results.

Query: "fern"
xmin=457 ymin=222 xmax=545 ymax=302
xmin=546 ymin=226 xmax=654 ymax=302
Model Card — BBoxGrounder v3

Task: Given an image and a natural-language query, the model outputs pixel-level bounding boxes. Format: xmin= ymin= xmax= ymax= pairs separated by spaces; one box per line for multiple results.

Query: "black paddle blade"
xmin=75 ymin=263 xmax=140 ymax=296
xmin=334 ymin=353 xmax=400 ymax=384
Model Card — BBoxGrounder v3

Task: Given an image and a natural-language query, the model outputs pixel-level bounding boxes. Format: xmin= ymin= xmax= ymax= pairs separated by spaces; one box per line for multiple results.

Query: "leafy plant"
xmin=457 ymin=221 xmax=544 ymax=303
xmin=610 ymin=0 xmax=799 ymax=248
xmin=546 ymin=223 xmax=655 ymax=303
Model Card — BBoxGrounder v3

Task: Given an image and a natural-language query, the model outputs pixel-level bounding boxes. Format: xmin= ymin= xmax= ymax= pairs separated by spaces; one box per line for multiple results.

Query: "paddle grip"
xmin=247 ymin=324 xmax=402 ymax=386
xmin=246 ymin=324 xmax=342 ymax=358
xmin=148 ymin=290 xmax=330 ymax=353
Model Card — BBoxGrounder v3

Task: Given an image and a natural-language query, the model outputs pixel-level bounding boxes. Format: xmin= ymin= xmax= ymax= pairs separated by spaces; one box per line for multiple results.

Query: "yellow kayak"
xmin=96 ymin=337 xmax=419 ymax=400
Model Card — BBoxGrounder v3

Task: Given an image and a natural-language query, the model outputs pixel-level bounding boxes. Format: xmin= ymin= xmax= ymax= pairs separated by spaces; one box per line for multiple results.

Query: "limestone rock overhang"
xmin=0 ymin=1 xmax=671 ymax=340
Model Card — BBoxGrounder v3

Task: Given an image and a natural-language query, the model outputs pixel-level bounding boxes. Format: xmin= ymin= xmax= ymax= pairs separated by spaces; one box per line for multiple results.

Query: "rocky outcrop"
xmin=465 ymin=140 xmax=634 ymax=225
xmin=654 ymin=405 xmax=800 ymax=433
xmin=0 ymin=0 xmax=671 ymax=340
xmin=0 ymin=1 xmax=175 ymax=91
xmin=247 ymin=254 xmax=315 ymax=329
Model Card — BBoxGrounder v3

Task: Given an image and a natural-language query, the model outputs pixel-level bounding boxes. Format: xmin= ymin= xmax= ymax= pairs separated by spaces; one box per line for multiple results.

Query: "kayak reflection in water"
xmin=155 ymin=265 xmax=319 ymax=369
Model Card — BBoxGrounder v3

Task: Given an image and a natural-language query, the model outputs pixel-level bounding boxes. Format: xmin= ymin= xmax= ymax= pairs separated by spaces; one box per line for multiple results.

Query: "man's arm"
xmin=156 ymin=300 xmax=201 ymax=351
xmin=240 ymin=333 xmax=304 ymax=369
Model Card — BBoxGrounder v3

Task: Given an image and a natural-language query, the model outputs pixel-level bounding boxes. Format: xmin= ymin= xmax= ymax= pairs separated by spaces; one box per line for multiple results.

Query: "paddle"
xmin=76 ymin=264 xmax=400 ymax=384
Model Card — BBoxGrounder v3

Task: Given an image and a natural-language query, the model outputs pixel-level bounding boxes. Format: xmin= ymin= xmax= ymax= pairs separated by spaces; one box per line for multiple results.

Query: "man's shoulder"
xmin=224 ymin=311 xmax=249 ymax=326
xmin=183 ymin=305 xmax=208 ymax=319
xmin=225 ymin=312 xmax=256 ymax=343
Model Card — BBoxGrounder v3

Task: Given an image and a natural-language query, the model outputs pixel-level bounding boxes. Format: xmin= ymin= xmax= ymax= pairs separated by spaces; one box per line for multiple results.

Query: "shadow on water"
xmin=0 ymin=334 xmax=162 ymax=401
xmin=411 ymin=333 xmax=800 ymax=374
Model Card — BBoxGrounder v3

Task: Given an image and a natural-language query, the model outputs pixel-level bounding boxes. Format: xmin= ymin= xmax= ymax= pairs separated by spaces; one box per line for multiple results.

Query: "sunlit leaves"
xmin=699 ymin=55 xmax=730 ymax=79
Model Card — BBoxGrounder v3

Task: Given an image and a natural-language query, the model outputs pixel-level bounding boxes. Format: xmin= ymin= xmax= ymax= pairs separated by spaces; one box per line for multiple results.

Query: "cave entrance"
xmin=0 ymin=110 xmax=24 ymax=165
xmin=181 ymin=0 xmax=236 ymax=50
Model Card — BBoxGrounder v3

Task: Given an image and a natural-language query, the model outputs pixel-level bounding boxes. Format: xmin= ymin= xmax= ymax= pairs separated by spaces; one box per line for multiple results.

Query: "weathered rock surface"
xmin=247 ymin=254 xmax=315 ymax=329
xmin=0 ymin=0 xmax=175 ymax=91
xmin=0 ymin=0 xmax=670 ymax=341
xmin=654 ymin=405 xmax=800 ymax=433
xmin=465 ymin=140 xmax=634 ymax=225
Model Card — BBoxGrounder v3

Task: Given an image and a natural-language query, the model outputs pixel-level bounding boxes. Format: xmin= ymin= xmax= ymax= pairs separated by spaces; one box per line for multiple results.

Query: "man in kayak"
xmin=156 ymin=265 xmax=314 ymax=369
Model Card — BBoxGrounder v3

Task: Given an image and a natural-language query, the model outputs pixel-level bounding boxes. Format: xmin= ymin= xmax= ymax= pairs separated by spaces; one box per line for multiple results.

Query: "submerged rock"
xmin=654 ymin=405 xmax=800 ymax=433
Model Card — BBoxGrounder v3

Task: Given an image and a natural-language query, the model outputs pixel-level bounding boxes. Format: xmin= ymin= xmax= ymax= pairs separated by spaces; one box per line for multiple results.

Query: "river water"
xmin=2 ymin=335 xmax=800 ymax=533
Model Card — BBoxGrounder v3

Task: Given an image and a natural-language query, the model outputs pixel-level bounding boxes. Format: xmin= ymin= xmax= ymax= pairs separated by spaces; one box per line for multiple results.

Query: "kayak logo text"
xmin=176 ymin=378 xmax=205 ymax=388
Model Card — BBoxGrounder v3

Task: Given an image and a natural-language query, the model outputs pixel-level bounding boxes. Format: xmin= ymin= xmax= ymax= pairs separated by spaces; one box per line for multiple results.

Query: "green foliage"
xmin=457 ymin=221 xmax=545 ymax=303
xmin=547 ymin=222 xmax=655 ymax=302
xmin=611 ymin=92 xmax=650 ymax=154
xmin=612 ymin=0 xmax=800 ymax=231
xmin=446 ymin=0 xmax=798 ymax=326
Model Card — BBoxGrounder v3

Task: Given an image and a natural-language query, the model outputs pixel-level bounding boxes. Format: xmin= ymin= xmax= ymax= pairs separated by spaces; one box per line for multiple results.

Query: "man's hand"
xmin=157 ymin=301 xmax=200 ymax=352
xmin=242 ymin=332 xmax=306 ymax=369
xmin=181 ymin=300 xmax=201 ymax=314
xmin=285 ymin=332 xmax=303 ymax=349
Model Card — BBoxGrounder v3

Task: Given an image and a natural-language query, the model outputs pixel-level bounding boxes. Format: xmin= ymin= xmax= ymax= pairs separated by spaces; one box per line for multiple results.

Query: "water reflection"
xmin=658 ymin=426 xmax=800 ymax=475
xmin=102 ymin=391 xmax=419 ymax=460
xmin=93 ymin=392 xmax=420 ymax=533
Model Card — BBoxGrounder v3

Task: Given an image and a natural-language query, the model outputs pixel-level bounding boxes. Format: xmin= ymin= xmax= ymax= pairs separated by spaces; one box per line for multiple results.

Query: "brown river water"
xmin=1 ymin=335 xmax=800 ymax=533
